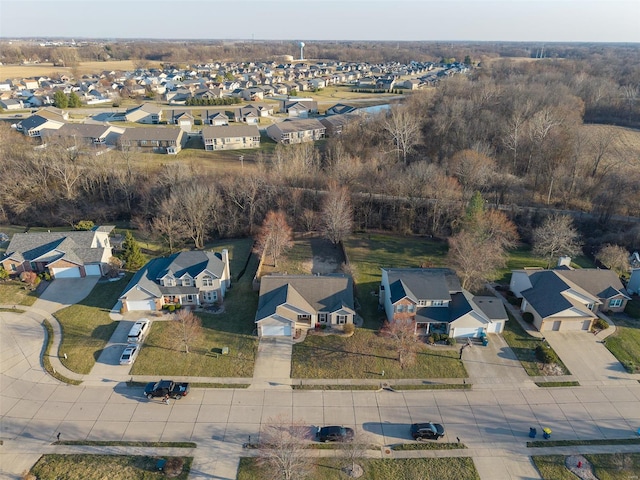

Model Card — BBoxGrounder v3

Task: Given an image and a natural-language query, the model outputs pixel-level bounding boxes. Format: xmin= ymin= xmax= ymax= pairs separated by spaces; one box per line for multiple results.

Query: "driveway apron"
xmin=250 ymin=337 xmax=292 ymax=389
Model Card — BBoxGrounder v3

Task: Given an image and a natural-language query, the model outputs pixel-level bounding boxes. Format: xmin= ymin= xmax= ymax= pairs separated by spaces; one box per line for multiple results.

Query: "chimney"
xmin=222 ymin=249 xmax=230 ymax=287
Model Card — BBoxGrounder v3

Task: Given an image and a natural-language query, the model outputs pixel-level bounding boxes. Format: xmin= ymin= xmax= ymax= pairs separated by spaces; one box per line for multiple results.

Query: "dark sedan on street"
xmin=316 ymin=426 xmax=355 ymax=442
xmin=410 ymin=422 xmax=445 ymax=440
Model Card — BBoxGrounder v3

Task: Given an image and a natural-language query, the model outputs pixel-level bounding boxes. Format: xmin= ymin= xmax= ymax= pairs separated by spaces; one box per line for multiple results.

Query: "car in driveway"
xmin=119 ymin=344 xmax=139 ymax=365
xmin=410 ymin=422 xmax=445 ymax=440
xmin=316 ymin=426 xmax=354 ymax=442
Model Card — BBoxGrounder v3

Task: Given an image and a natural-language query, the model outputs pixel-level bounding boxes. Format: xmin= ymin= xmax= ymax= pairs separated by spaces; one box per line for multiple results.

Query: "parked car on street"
xmin=410 ymin=422 xmax=445 ymax=440
xmin=316 ymin=426 xmax=354 ymax=442
xmin=144 ymin=380 xmax=190 ymax=399
xmin=119 ymin=344 xmax=139 ymax=365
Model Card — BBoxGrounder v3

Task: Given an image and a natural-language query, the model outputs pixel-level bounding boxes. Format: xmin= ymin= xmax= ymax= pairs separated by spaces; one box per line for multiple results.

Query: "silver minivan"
xmin=127 ymin=318 xmax=150 ymax=343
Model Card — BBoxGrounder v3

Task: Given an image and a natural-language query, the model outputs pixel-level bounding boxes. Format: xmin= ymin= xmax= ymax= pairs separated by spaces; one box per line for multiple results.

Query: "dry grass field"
xmin=0 ymin=60 xmax=159 ymax=79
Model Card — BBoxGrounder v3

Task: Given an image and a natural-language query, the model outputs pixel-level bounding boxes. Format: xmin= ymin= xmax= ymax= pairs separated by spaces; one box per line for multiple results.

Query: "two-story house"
xmin=255 ymin=274 xmax=355 ymax=337
xmin=201 ymin=125 xmax=260 ymax=151
xmin=119 ymin=250 xmax=231 ymax=312
xmin=380 ymin=268 xmax=507 ymax=338
xmin=265 ymin=118 xmax=325 ymax=144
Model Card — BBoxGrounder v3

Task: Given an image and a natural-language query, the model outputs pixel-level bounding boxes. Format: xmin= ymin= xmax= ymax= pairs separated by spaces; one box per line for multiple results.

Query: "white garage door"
xmin=85 ymin=265 xmax=102 ymax=276
xmin=126 ymin=300 xmax=156 ymax=311
xmin=560 ymin=320 xmax=590 ymax=331
xmin=51 ymin=267 xmax=81 ymax=278
xmin=453 ymin=327 xmax=484 ymax=338
xmin=261 ymin=325 xmax=291 ymax=337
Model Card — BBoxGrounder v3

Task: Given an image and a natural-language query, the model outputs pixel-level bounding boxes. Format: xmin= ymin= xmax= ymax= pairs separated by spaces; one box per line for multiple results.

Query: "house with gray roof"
xmin=202 ymin=125 xmax=260 ymax=151
xmin=119 ymin=127 xmax=187 ymax=154
xmin=265 ymin=118 xmax=325 ymax=144
xmin=119 ymin=250 xmax=231 ymax=312
xmin=41 ymin=123 xmax=124 ymax=147
xmin=256 ymin=274 xmax=355 ymax=337
xmin=380 ymin=268 xmax=507 ymax=338
xmin=16 ymin=114 xmax=65 ymax=137
xmin=510 ymin=267 xmax=630 ymax=332
xmin=1 ymin=226 xmax=114 ymax=279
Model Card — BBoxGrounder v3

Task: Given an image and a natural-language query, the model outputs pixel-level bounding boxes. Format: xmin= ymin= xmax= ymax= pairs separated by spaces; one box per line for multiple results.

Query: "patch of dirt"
xmin=539 ymin=362 xmax=565 ymax=376
xmin=566 ymin=455 xmax=598 ymax=480
xmin=342 ymin=464 xmax=364 ymax=478
xmin=301 ymin=256 xmax=340 ymax=274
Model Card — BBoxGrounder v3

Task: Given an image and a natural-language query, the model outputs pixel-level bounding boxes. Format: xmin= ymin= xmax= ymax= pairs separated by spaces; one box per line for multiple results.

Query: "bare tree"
xmin=254 ymin=210 xmax=294 ymax=268
xmin=447 ymin=230 xmax=506 ymax=291
xmin=448 ymin=149 xmax=497 ymax=195
xmin=384 ymin=320 xmax=421 ymax=369
xmin=340 ymin=433 xmax=367 ymax=478
xmin=174 ymin=181 xmax=221 ymax=249
xmin=382 ymin=104 xmax=421 ymax=164
xmin=151 ymin=195 xmax=189 ymax=253
xmin=596 ymin=244 xmax=630 ymax=277
xmin=532 ymin=215 xmax=583 ymax=268
xmin=168 ymin=309 xmax=203 ymax=354
xmin=322 ymin=185 xmax=353 ymax=246
xmin=258 ymin=415 xmax=313 ymax=480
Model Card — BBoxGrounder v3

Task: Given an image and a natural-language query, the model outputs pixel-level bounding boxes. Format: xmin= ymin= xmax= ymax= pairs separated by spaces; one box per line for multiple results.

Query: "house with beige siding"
xmin=265 ymin=118 xmax=325 ymax=144
xmin=201 ymin=125 xmax=260 ymax=151
xmin=119 ymin=127 xmax=187 ymax=154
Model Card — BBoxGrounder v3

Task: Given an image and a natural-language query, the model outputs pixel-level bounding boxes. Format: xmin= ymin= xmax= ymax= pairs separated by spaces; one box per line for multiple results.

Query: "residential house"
xmin=280 ymin=99 xmax=318 ymax=118
xmin=0 ymin=99 xmax=24 ymax=110
xmin=119 ymin=250 xmax=231 ymax=312
xmin=119 ymin=127 xmax=187 ymax=154
xmin=204 ymin=111 xmax=229 ymax=126
xmin=509 ymin=267 xmax=631 ymax=332
xmin=168 ymin=111 xmax=195 ymax=131
xmin=255 ymin=274 xmax=355 ymax=337
xmin=202 ymin=125 xmax=260 ymax=151
xmin=1 ymin=226 xmax=115 ymax=279
xmin=116 ymin=103 xmax=163 ymax=124
xmin=41 ymin=123 xmax=124 ymax=147
xmin=319 ymin=114 xmax=357 ymax=137
xmin=16 ymin=114 xmax=65 ymax=137
xmin=325 ymin=103 xmax=357 ymax=116
xmin=265 ymin=118 xmax=325 ymax=144
xmin=380 ymin=268 xmax=507 ymax=338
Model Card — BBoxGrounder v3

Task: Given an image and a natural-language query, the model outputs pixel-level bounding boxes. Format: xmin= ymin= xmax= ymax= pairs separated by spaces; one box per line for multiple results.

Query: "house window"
xmin=337 ymin=315 xmax=347 ymax=325
xmin=30 ymin=262 xmax=37 ymax=270
xmin=609 ymin=298 xmax=623 ymax=308
xmin=182 ymin=278 xmax=191 ymax=287
xmin=164 ymin=278 xmax=175 ymax=287
xmin=10 ymin=263 xmax=17 ymax=271
xmin=186 ymin=294 xmax=195 ymax=302
xmin=396 ymin=304 xmax=406 ymax=313
xmin=417 ymin=300 xmax=427 ymax=306
xmin=586 ymin=303 xmax=594 ymax=311
xmin=318 ymin=313 xmax=328 ymax=323
xmin=407 ymin=304 xmax=416 ymax=313
xmin=202 ymin=276 xmax=213 ymax=287
xmin=203 ymin=290 xmax=217 ymax=303
xmin=432 ymin=300 xmax=445 ymax=307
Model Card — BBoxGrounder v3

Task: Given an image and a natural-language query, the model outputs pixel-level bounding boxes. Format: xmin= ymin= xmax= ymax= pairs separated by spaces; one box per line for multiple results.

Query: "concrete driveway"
xmin=33 ymin=277 xmax=100 ymax=314
xmin=543 ymin=332 xmax=631 ymax=384
xmin=462 ymin=334 xmax=534 ymax=387
xmin=85 ymin=320 xmax=139 ymax=385
xmin=250 ymin=337 xmax=292 ymax=389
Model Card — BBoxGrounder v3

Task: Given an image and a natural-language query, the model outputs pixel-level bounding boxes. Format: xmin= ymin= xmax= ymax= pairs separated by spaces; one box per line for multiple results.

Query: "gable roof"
xmin=556 ymin=269 xmax=630 ymax=300
xmin=120 ymin=127 xmax=182 ymax=143
xmin=201 ymin=124 xmax=259 ymax=139
xmin=256 ymin=274 xmax=354 ymax=322
xmin=120 ymin=250 xmax=227 ymax=299
xmin=383 ymin=268 xmax=461 ymax=303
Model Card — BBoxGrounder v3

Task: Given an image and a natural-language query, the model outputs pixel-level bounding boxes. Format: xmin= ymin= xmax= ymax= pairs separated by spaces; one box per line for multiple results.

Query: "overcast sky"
xmin=1 ymin=0 xmax=638 ymax=43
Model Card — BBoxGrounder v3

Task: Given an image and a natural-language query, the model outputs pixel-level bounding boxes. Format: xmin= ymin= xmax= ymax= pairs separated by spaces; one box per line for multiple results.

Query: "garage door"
xmin=126 ymin=300 xmax=156 ymax=311
xmin=452 ymin=327 xmax=484 ymax=338
xmin=261 ymin=325 xmax=291 ymax=337
xmin=85 ymin=265 xmax=102 ymax=276
xmin=51 ymin=267 xmax=81 ymax=278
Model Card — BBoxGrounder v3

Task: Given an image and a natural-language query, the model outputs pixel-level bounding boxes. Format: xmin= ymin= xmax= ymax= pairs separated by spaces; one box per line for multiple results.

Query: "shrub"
xmin=523 ymin=312 xmax=534 ymax=324
xmin=38 ymin=272 xmax=51 ymax=282
xmin=164 ymin=457 xmax=184 ymax=476
xmin=0 ymin=267 xmax=9 ymax=280
xmin=19 ymin=271 xmax=39 ymax=289
xmin=535 ymin=344 xmax=559 ymax=364
xmin=168 ymin=305 xmax=176 ymax=312
xmin=592 ymin=318 xmax=609 ymax=330
xmin=343 ymin=323 xmax=355 ymax=335
xmin=432 ymin=333 xmax=441 ymax=342
xmin=73 ymin=220 xmax=95 ymax=231
xmin=447 ymin=337 xmax=456 ymax=346
xmin=320 ymin=324 xmax=327 ymax=330
xmin=427 ymin=335 xmax=435 ymax=344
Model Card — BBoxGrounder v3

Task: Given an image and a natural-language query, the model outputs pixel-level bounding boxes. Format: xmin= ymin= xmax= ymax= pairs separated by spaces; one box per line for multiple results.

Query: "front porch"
xmin=415 ymin=322 xmax=448 ymax=337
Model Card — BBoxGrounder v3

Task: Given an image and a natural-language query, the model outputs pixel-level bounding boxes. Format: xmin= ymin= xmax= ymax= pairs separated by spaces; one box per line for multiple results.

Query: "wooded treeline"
xmin=1 ymin=44 xmax=639 ymax=255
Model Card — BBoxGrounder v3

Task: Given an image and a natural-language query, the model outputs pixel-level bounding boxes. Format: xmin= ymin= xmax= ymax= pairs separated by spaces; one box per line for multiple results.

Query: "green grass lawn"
xmin=502 ymin=312 xmax=570 ymax=376
xmin=237 ymin=457 xmax=480 ymax=480
xmin=605 ymin=311 xmax=640 ymax=373
xmin=292 ymin=329 xmax=466 ymax=379
xmin=0 ymin=279 xmax=39 ymax=306
xmin=29 ymin=454 xmax=192 ymax=480
xmin=625 ymin=296 xmax=640 ymax=319
xmin=343 ymin=233 xmax=448 ymax=328
xmin=533 ymin=453 xmax=640 ymax=480
xmin=55 ymin=274 xmax=133 ymax=374
xmin=130 ymin=244 xmax=259 ymax=377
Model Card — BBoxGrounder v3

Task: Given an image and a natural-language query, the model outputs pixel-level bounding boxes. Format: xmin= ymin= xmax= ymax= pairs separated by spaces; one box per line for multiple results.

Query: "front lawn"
xmin=605 ymin=313 xmax=640 ymax=373
xmin=501 ymin=312 xmax=570 ymax=376
xmin=56 ymin=274 xmax=133 ymax=374
xmin=0 ymin=279 xmax=39 ymax=306
xmin=533 ymin=454 xmax=640 ymax=480
xmin=237 ymin=457 xmax=480 ymax=480
xmin=130 ymin=246 xmax=259 ymax=377
xmin=29 ymin=454 xmax=192 ymax=480
xmin=343 ymin=233 xmax=448 ymax=328
xmin=292 ymin=329 xmax=466 ymax=379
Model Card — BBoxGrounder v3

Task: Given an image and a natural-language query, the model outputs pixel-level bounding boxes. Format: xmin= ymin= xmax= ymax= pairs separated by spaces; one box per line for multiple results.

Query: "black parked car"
xmin=316 ymin=426 xmax=355 ymax=442
xmin=410 ymin=422 xmax=445 ymax=440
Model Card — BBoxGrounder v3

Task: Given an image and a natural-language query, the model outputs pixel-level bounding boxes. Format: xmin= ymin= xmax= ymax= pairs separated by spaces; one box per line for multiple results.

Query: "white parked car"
xmin=120 ymin=344 xmax=139 ymax=365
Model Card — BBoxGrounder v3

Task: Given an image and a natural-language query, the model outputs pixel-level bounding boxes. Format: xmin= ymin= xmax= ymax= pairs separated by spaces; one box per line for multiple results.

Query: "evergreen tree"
xmin=53 ymin=90 xmax=68 ymax=109
xmin=121 ymin=231 xmax=145 ymax=270
xmin=68 ymin=91 xmax=82 ymax=108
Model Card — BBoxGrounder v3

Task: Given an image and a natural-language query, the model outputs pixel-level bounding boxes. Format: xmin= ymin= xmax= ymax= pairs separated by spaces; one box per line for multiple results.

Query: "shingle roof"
xmin=120 ymin=251 xmax=227 ymax=299
xmin=384 ymin=268 xmax=461 ymax=303
xmin=202 ymin=124 xmax=260 ymax=139
xmin=269 ymin=118 xmax=325 ymax=134
xmin=473 ymin=296 xmax=507 ymax=321
xmin=256 ymin=274 xmax=354 ymax=322
xmin=557 ymin=269 xmax=629 ymax=300
xmin=121 ymin=127 xmax=182 ymax=142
